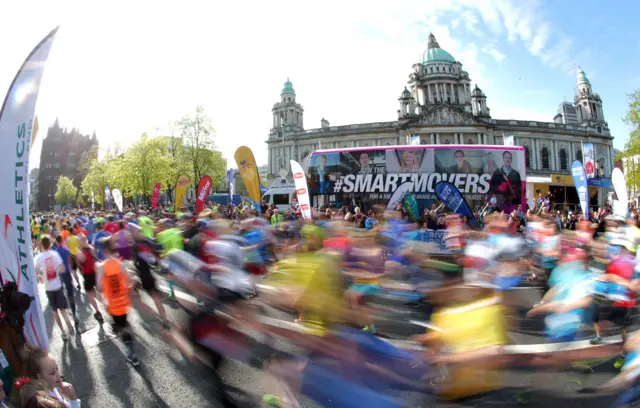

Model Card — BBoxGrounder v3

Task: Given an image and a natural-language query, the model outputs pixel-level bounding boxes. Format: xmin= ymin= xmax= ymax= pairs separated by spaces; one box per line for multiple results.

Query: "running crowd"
xmin=3 ymin=199 xmax=640 ymax=407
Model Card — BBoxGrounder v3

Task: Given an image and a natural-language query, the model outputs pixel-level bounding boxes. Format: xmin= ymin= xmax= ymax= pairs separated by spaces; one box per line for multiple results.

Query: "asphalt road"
xmin=38 ymin=277 xmax=638 ymax=408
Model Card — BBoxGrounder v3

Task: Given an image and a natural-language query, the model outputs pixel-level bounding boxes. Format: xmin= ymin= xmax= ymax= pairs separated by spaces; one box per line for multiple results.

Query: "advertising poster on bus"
xmin=308 ymin=146 xmax=525 ymax=213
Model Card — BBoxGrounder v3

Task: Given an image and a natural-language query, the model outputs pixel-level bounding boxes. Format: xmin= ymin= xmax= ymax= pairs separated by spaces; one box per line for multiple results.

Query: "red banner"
xmin=196 ymin=176 xmax=213 ymax=213
xmin=151 ymin=182 xmax=161 ymax=208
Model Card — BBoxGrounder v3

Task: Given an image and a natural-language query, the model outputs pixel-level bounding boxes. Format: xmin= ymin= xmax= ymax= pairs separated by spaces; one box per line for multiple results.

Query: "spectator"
xmin=17 ymin=347 xmax=80 ymax=408
xmin=270 ymin=209 xmax=283 ymax=226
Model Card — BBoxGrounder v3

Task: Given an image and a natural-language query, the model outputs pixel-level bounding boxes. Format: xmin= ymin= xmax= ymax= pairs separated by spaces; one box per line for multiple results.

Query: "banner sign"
xmin=387 ymin=181 xmax=413 ymax=210
xmin=290 ymin=160 xmax=312 ymax=219
xmin=112 ymin=188 xmax=123 ymax=212
xmin=583 ymin=143 xmax=595 ymax=178
xmin=234 ymin=146 xmax=262 ymax=215
xmin=571 ymin=160 xmax=589 ymax=220
xmin=587 ymin=178 xmax=612 ymax=188
xmin=151 ymin=182 xmax=161 ymax=209
xmin=174 ymin=174 xmax=190 ymax=212
xmin=308 ymin=147 xmax=525 ymax=213
xmin=435 ymin=181 xmax=479 ymax=228
xmin=0 ymin=27 xmax=59 ymax=351
xmin=612 ymin=168 xmax=628 ymax=217
xmin=227 ymin=169 xmax=234 ymax=201
xmin=406 ymin=230 xmax=451 ymax=254
xmin=104 ymin=185 xmax=111 ymax=209
xmin=196 ymin=176 xmax=213 ymax=213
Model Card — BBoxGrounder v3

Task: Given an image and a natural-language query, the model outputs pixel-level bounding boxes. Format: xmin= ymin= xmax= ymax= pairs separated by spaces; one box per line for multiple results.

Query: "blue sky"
xmin=0 ymin=0 xmax=637 ymax=170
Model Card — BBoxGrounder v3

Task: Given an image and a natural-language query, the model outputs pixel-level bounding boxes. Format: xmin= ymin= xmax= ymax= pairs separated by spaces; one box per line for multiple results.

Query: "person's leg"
xmin=61 ymin=273 xmax=77 ymax=319
xmin=52 ymin=309 xmax=65 ymax=334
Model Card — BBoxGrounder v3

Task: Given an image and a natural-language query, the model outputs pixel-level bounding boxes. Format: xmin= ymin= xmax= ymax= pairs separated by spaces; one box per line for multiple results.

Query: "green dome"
xmin=282 ymin=78 xmax=295 ymax=95
xmin=421 ymin=33 xmax=455 ymax=64
xmin=577 ymin=67 xmax=590 ymax=85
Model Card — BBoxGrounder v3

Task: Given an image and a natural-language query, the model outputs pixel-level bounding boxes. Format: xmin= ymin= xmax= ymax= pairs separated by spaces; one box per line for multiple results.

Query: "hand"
xmin=37 ymin=275 xmax=44 ymax=284
xmin=59 ymin=381 xmax=77 ymax=400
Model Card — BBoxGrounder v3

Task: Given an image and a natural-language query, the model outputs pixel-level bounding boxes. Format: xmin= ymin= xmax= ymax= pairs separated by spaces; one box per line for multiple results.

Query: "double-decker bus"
xmin=306 ymin=144 xmax=526 ymax=216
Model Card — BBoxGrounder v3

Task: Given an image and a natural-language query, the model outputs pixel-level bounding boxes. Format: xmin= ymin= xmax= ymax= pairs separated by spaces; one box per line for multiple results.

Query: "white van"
xmin=262 ymin=178 xmax=295 ymax=212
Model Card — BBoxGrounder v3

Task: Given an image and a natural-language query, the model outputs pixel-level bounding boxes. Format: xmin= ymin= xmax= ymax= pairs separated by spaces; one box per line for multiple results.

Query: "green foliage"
xmin=81 ymin=106 xmax=227 ymax=206
xmin=622 ymin=89 xmax=640 ymax=194
xmin=55 ymin=176 xmax=77 ymax=207
xmin=176 ymin=106 xmax=227 ymax=189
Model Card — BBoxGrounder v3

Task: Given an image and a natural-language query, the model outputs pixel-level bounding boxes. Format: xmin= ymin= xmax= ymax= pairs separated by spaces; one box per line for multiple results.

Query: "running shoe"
xmin=614 ymin=356 xmax=625 ymax=369
xmin=94 ymin=312 xmax=104 ymax=323
xmin=590 ymin=336 xmax=602 ymax=345
xmin=263 ymin=394 xmax=282 ymax=407
xmin=363 ymin=325 xmax=377 ymax=334
xmin=127 ymin=353 xmax=140 ymax=367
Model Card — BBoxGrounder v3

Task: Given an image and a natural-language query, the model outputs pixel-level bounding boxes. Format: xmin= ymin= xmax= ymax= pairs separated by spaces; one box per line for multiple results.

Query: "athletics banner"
xmin=234 ymin=146 xmax=262 ymax=214
xmin=435 ymin=181 xmax=479 ymax=228
xmin=174 ymin=174 xmax=190 ymax=212
xmin=571 ymin=160 xmax=589 ymax=220
xmin=583 ymin=143 xmax=595 ymax=178
xmin=0 ymin=27 xmax=59 ymax=350
xmin=196 ymin=176 xmax=212 ymax=213
xmin=290 ymin=160 xmax=311 ymax=220
xmin=151 ymin=182 xmax=161 ymax=209
xmin=612 ymin=168 xmax=628 ymax=217
xmin=112 ymin=188 xmax=123 ymax=212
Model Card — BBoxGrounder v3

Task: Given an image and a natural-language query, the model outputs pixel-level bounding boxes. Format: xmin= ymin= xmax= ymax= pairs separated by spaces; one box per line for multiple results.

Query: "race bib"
xmin=44 ymin=258 xmax=58 ymax=281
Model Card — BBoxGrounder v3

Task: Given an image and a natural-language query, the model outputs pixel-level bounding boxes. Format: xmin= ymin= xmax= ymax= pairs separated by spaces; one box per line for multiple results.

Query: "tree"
xmin=622 ymin=89 xmax=640 ymax=195
xmin=176 ymin=105 xmax=226 ymax=188
xmin=55 ymin=176 xmax=77 ymax=207
xmin=78 ymin=144 xmax=99 ymax=182
xmin=119 ymin=134 xmax=172 ymax=199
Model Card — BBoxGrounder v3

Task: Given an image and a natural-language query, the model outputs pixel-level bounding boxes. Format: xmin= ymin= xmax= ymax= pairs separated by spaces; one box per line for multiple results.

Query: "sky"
xmin=1 ymin=0 xmax=638 ymax=172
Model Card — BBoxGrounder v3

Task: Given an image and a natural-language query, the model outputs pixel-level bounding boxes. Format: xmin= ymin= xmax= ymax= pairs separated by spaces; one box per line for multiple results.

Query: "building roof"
xmin=282 ymin=78 xmax=295 ymax=95
xmin=420 ymin=33 xmax=456 ymax=64
xmin=577 ymin=67 xmax=590 ymax=85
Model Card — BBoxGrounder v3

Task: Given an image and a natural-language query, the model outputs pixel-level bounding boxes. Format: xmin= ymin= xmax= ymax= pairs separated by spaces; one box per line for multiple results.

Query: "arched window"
xmin=541 ymin=147 xmax=550 ymax=170
xmin=576 ymin=149 xmax=583 ymax=163
xmin=524 ymin=146 xmax=531 ymax=169
xmin=421 ymin=139 xmax=426 ymax=145
xmin=467 ymin=138 xmax=474 ymax=144
xmin=559 ymin=148 xmax=567 ymax=170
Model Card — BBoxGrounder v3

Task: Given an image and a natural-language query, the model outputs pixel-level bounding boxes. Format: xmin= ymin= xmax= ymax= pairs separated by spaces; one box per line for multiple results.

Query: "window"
xmin=68 ymin=162 xmax=76 ymax=168
xmin=597 ymin=126 xmax=602 ymax=133
xmin=49 ymin=152 xmax=53 ymax=156
xmin=273 ymin=194 xmax=289 ymax=205
xmin=576 ymin=149 xmax=583 ymax=163
xmin=524 ymin=146 xmax=531 ymax=169
xmin=46 ymin=163 xmax=52 ymax=169
xmin=69 ymin=151 xmax=76 ymax=156
xmin=559 ymin=148 xmax=567 ymax=170
xmin=54 ymin=152 xmax=60 ymax=157
xmin=54 ymin=163 xmax=60 ymax=169
xmin=541 ymin=147 xmax=550 ymax=169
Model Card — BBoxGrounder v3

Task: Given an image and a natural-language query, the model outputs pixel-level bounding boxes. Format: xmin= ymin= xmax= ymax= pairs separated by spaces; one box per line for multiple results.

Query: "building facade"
xmin=37 ymin=119 xmax=98 ymax=210
xmin=29 ymin=168 xmax=39 ymax=212
xmin=266 ymin=33 xmax=615 ymax=208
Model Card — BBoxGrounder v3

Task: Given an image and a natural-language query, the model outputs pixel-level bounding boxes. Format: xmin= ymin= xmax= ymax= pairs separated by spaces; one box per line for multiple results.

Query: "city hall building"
xmin=265 ymin=33 xmax=614 ymax=210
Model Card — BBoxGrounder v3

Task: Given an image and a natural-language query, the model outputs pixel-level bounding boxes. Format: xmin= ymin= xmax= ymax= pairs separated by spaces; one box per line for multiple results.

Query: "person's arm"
xmin=95 ymin=263 xmax=104 ymax=293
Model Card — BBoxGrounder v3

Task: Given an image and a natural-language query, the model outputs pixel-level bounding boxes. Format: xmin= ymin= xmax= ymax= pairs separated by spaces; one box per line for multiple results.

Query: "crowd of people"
xmin=2 ymin=196 xmax=640 ymax=407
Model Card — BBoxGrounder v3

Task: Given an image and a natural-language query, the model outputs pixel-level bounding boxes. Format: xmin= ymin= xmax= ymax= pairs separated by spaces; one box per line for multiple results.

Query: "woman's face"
xmin=404 ymin=152 xmax=415 ymax=166
xmin=38 ymin=354 xmax=62 ymax=390
xmin=455 ymin=152 xmax=464 ymax=166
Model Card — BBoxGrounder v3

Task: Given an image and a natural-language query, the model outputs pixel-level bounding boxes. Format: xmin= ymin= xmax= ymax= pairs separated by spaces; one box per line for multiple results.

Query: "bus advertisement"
xmin=307 ymin=145 xmax=526 ymax=216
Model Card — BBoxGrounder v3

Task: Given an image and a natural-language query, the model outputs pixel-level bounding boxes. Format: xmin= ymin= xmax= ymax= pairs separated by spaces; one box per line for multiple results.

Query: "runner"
xmin=52 ymin=235 xmax=79 ymax=326
xmin=96 ymin=238 xmax=140 ymax=366
xmin=75 ymin=236 xmax=105 ymax=323
xmin=34 ymin=236 xmax=75 ymax=341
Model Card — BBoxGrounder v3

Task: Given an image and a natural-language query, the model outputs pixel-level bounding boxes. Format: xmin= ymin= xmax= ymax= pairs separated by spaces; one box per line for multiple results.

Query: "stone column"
xmin=436 ymin=134 xmax=440 ymax=144
xmin=430 ymin=134 xmax=434 ymax=144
